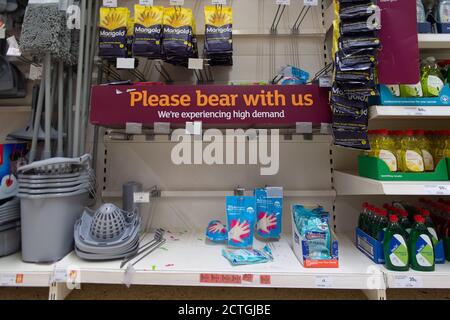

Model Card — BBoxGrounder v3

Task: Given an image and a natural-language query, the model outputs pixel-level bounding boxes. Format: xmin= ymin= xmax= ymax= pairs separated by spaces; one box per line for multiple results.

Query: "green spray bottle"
xmin=408 ymin=215 xmax=435 ymax=272
xmin=383 ymin=215 xmax=409 ymax=271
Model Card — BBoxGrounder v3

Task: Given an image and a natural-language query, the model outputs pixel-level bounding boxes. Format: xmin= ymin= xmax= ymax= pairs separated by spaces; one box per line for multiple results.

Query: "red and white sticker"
xmin=200 ymin=274 xmax=242 ymax=284
xmin=260 ymin=275 xmax=271 ymax=285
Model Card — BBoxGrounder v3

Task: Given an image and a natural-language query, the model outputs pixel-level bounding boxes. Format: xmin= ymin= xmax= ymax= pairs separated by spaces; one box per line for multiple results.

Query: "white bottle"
xmin=417 ymin=0 xmax=427 ymax=22
xmin=437 ymin=0 xmax=450 ymax=23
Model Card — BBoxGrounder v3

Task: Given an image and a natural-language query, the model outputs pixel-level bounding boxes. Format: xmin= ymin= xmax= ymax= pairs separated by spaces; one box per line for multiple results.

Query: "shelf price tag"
xmin=212 ymin=0 xmax=227 ymax=4
xmin=315 ymin=275 xmax=333 ymax=288
xmin=170 ymin=0 xmax=184 ymax=6
xmin=139 ymin=0 xmax=154 ymax=5
xmin=116 ymin=58 xmax=136 ymax=70
xmin=53 ymin=269 xmax=68 ymax=282
xmin=126 ymin=122 xmax=143 ymax=135
xmin=188 ymin=58 xmax=204 ymax=70
xmin=103 ymin=0 xmax=118 ymax=7
xmin=425 ymin=185 xmax=450 ymax=195
xmin=304 ymin=0 xmax=319 ymax=6
xmin=404 ymin=107 xmax=430 ymax=116
xmin=276 ymin=0 xmax=290 ymax=5
xmin=134 ymin=192 xmax=150 ymax=204
xmin=394 ymin=275 xmax=423 ymax=288
xmin=1 ymin=274 xmax=24 ymax=286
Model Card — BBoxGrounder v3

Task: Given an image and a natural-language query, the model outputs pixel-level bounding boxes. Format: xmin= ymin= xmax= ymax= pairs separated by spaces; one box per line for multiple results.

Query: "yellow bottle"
xmin=369 ymin=129 xmax=398 ymax=172
xmin=390 ymin=130 xmax=404 ymax=171
xmin=415 ymin=129 xmax=435 ymax=171
xmin=399 ymin=129 xmax=425 ymax=172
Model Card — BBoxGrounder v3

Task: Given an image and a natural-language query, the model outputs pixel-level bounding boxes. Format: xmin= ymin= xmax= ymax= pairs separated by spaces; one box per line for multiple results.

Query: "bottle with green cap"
xmin=383 ymin=215 xmax=409 ymax=271
xmin=408 ymin=215 xmax=435 ymax=272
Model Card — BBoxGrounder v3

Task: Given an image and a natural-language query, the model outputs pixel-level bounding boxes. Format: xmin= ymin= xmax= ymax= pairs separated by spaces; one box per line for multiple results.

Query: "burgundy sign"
xmin=377 ymin=0 xmax=420 ymax=84
xmin=90 ymin=84 xmax=332 ymax=126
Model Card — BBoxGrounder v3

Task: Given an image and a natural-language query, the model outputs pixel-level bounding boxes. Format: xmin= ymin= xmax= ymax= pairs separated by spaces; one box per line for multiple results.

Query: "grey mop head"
xmin=19 ymin=3 xmax=69 ymax=60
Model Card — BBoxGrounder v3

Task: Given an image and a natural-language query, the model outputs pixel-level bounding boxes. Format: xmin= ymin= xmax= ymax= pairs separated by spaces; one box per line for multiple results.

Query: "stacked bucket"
xmin=17 ymin=155 xmax=94 ymax=263
xmin=0 ymin=198 xmax=21 ymax=257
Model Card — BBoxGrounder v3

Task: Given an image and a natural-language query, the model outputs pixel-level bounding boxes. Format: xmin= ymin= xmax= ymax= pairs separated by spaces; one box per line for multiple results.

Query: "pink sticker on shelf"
xmin=200 ymin=274 xmax=242 ymax=284
xmin=242 ymin=274 xmax=254 ymax=283
xmin=260 ymin=275 xmax=271 ymax=285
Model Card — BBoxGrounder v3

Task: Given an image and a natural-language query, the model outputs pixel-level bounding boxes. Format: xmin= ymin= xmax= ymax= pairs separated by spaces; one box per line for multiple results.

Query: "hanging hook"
xmin=292 ymin=5 xmax=311 ymax=33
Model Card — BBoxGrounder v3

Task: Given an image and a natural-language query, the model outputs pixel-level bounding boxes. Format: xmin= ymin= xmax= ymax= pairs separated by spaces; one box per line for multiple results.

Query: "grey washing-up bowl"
xmin=19 ymin=189 xmax=88 ymax=263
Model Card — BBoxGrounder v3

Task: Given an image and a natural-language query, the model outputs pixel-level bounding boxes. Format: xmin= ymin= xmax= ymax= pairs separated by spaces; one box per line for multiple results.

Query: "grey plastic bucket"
xmin=19 ymin=190 xmax=88 ymax=263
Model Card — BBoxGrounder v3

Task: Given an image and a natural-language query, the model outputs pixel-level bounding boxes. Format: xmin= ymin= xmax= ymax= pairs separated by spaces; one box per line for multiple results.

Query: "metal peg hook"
xmin=292 ymin=5 xmax=311 ymax=33
xmin=270 ymin=4 xmax=287 ymax=33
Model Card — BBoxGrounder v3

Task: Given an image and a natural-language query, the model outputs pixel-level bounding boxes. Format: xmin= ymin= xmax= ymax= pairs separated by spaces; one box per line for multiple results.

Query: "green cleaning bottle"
xmin=408 ymin=215 xmax=435 ymax=272
xmin=398 ymin=209 xmax=412 ymax=237
xmin=373 ymin=209 xmax=389 ymax=241
xmin=421 ymin=209 xmax=439 ymax=246
xmin=383 ymin=215 xmax=409 ymax=271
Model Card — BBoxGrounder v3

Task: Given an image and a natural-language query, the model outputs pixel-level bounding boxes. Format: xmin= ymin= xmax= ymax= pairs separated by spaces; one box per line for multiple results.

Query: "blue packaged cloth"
xmin=293 ymin=205 xmax=332 ymax=260
xmin=206 ymin=220 xmax=227 ymax=243
xmin=226 ymin=196 xmax=256 ymax=248
xmin=222 ymin=245 xmax=274 ymax=266
xmin=255 ymin=187 xmax=283 ymax=239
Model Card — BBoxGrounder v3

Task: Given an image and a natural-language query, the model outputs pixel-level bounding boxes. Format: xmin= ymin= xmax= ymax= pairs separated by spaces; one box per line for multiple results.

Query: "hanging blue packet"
xmin=293 ymin=205 xmax=332 ymax=260
xmin=255 ymin=187 xmax=283 ymax=239
xmin=226 ymin=196 xmax=256 ymax=249
xmin=222 ymin=245 xmax=274 ymax=266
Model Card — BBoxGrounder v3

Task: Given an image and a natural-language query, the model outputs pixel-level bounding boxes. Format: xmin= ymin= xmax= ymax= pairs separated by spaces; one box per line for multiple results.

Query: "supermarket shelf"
xmin=54 ymin=232 xmax=384 ymax=290
xmin=384 ymin=263 xmax=450 ymax=289
xmin=334 ymin=171 xmax=450 ymax=196
xmin=370 ymin=105 xmax=450 ymax=120
xmin=418 ymin=34 xmax=450 ymax=49
xmin=102 ymin=190 xmax=336 ymax=199
xmin=0 ymin=253 xmax=53 ymax=287
xmin=0 ymin=106 xmax=31 ymax=113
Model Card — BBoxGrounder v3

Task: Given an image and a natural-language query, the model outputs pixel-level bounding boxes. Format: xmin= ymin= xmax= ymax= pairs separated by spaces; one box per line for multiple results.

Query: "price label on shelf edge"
xmin=139 ymin=0 xmax=154 ymax=5
xmin=404 ymin=107 xmax=430 ymax=116
xmin=0 ymin=274 xmax=24 ymax=286
xmin=212 ymin=0 xmax=227 ymax=5
xmin=170 ymin=0 xmax=184 ymax=6
xmin=276 ymin=0 xmax=290 ymax=5
xmin=304 ymin=0 xmax=319 ymax=6
xmin=134 ymin=192 xmax=150 ymax=204
xmin=394 ymin=275 xmax=423 ymax=288
xmin=425 ymin=185 xmax=450 ymax=196
xmin=103 ymin=0 xmax=117 ymax=7
xmin=315 ymin=275 xmax=333 ymax=288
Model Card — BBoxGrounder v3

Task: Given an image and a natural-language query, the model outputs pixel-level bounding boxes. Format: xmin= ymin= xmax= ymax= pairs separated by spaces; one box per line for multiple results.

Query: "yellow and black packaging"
xmin=162 ymin=7 xmax=195 ymax=66
xmin=127 ymin=18 xmax=134 ymax=58
xmin=204 ymin=5 xmax=233 ymax=66
xmin=99 ymin=7 xmax=130 ymax=58
xmin=133 ymin=5 xmax=164 ymax=59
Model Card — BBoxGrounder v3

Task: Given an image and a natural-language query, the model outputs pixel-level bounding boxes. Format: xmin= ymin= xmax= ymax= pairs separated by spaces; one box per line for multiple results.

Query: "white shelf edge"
xmin=418 ymin=34 xmax=450 ymax=49
xmin=102 ymin=190 xmax=336 ymax=198
xmin=370 ymin=105 xmax=450 ymax=120
xmin=334 ymin=170 xmax=450 ymax=196
xmin=53 ymin=232 xmax=385 ymax=290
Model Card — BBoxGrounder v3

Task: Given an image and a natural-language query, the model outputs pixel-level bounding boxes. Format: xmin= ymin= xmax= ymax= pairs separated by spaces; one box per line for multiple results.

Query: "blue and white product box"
xmin=437 ymin=23 xmax=450 ymax=33
xmin=226 ymin=196 xmax=257 ymax=249
xmin=0 ymin=143 xmax=28 ymax=201
xmin=254 ymin=187 xmax=283 ymax=240
xmin=418 ymin=22 xmax=433 ymax=33
xmin=355 ymin=228 xmax=446 ymax=264
xmin=373 ymin=84 xmax=450 ymax=106
xmin=291 ymin=205 xmax=339 ymax=268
